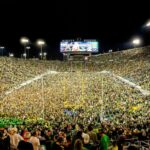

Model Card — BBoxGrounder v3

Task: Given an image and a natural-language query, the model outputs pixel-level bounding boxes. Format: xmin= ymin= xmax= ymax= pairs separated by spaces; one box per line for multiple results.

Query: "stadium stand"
xmin=0 ymin=46 xmax=150 ymax=150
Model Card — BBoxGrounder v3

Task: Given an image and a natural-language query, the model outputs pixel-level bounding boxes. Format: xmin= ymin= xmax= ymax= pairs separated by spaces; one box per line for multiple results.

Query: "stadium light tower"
xmin=20 ymin=37 xmax=29 ymax=60
xmin=43 ymin=52 xmax=47 ymax=60
xmin=0 ymin=46 xmax=5 ymax=56
xmin=37 ymin=39 xmax=45 ymax=60
xmin=26 ymin=46 xmax=31 ymax=58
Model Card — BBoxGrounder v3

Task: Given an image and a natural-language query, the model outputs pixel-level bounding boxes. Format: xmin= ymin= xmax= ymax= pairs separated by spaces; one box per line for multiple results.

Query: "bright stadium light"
xmin=132 ymin=37 xmax=142 ymax=47
xmin=36 ymin=39 xmax=46 ymax=60
xmin=43 ymin=52 xmax=47 ymax=56
xmin=9 ymin=53 xmax=14 ymax=57
xmin=37 ymin=40 xmax=45 ymax=46
xmin=146 ymin=22 xmax=150 ymax=27
xmin=133 ymin=39 xmax=140 ymax=45
xmin=20 ymin=37 xmax=29 ymax=44
xmin=20 ymin=37 xmax=30 ymax=60
xmin=43 ymin=52 xmax=47 ymax=60
xmin=23 ymin=53 xmax=27 ymax=58
xmin=146 ymin=21 xmax=150 ymax=27
xmin=143 ymin=19 xmax=150 ymax=31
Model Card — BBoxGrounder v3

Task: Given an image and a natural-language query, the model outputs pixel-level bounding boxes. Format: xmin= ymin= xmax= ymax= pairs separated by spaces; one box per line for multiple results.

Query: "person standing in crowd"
xmin=2 ymin=128 xmax=10 ymax=150
xmin=74 ymin=139 xmax=88 ymax=150
xmin=0 ymin=131 xmax=5 ymax=150
xmin=17 ymin=131 xmax=33 ymax=150
xmin=82 ymin=133 xmax=92 ymax=150
xmin=87 ymin=125 xmax=98 ymax=144
xmin=64 ymin=135 xmax=72 ymax=150
xmin=9 ymin=127 xmax=23 ymax=150
xmin=51 ymin=137 xmax=64 ymax=150
xmin=112 ymin=141 xmax=118 ymax=150
xmin=99 ymin=129 xmax=110 ymax=150
xmin=30 ymin=131 xmax=40 ymax=150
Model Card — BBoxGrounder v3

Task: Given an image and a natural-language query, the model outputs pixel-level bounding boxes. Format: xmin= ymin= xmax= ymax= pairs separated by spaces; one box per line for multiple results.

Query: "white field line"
xmin=100 ymin=70 xmax=150 ymax=96
xmin=3 ymin=70 xmax=150 ymax=97
xmin=4 ymin=71 xmax=58 ymax=96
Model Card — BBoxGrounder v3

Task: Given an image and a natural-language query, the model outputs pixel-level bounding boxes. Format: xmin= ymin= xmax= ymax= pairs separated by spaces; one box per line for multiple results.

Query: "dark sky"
xmin=0 ymin=0 xmax=150 ymax=59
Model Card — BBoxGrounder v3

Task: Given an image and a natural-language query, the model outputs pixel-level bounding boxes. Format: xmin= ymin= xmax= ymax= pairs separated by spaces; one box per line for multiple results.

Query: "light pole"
xmin=26 ymin=46 xmax=31 ymax=58
xmin=23 ymin=53 xmax=27 ymax=59
xmin=20 ymin=37 xmax=29 ymax=60
xmin=0 ymin=46 xmax=5 ymax=56
xmin=43 ymin=52 xmax=47 ymax=60
xmin=36 ymin=39 xmax=45 ymax=119
xmin=42 ymin=76 xmax=44 ymax=120
xmin=37 ymin=40 xmax=45 ymax=60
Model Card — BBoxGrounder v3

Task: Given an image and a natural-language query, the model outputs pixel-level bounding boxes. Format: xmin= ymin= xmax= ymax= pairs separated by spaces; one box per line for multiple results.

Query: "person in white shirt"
xmin=9 ymin=127 xmax=23 ymax=150
xmin=30 ymin=131 xmax=40 ymax=150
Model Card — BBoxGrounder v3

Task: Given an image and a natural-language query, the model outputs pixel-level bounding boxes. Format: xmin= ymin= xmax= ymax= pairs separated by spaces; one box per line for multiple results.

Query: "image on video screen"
xmin=60 ymin=41 xmax=99 ymax=52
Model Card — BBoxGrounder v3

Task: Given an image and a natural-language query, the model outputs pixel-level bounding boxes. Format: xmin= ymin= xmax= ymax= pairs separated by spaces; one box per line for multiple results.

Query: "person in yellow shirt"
xmin=112 ymin=141 xmax=118 ymax=150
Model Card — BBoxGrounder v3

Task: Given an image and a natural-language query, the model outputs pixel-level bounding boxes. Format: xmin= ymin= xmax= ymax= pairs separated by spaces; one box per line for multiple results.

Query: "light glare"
xmin=43 ymin=52 xmax=47 ymax=56
xmin=9 ymin=53 xmax=14 ymax=57
xmin=0 ymin=46 xmax=5 ymax=49
xmin=23 ymin=53 xmax=27 ymax=57
xmin=132 ymin=38 xmax=141 ymax=45
xmin=26 ymin=46 xmax=31 ymax=49
xmin=37 ymin=40 xmax=45 ymax=46
xmin=21 ymin=37 xmax=29 ymax=44
xmin=146 ymin=21 xmax=150 ymax=27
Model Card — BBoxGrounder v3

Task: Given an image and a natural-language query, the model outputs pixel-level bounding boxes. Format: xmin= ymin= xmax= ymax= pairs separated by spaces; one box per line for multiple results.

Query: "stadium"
xmin=0 ymin=43 xmax=150 ymax=149
xmin=0 ymin=1 xmax=150 ymax=149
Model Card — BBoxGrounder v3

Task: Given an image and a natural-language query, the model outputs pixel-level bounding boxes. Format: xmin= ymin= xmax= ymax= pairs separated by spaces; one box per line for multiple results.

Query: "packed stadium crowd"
xmin=0 ymin=46 xmax=150 ymax=149
xmin=0 ymin=120 xmax=149 ymax=150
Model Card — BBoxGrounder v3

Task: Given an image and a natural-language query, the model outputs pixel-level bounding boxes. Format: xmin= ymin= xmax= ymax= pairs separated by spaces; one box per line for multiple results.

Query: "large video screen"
xmin=60 ymin=41 xmax=99 ymax=53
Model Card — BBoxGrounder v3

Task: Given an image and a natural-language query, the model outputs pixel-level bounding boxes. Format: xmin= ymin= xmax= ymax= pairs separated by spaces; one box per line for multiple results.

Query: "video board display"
xmin=60 ymin=41 xmax=98 ymax=53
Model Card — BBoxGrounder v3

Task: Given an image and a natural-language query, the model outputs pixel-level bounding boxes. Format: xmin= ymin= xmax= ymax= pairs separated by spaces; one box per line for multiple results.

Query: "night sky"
xmin=0 ymin=0 xmax=150 ymax=59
